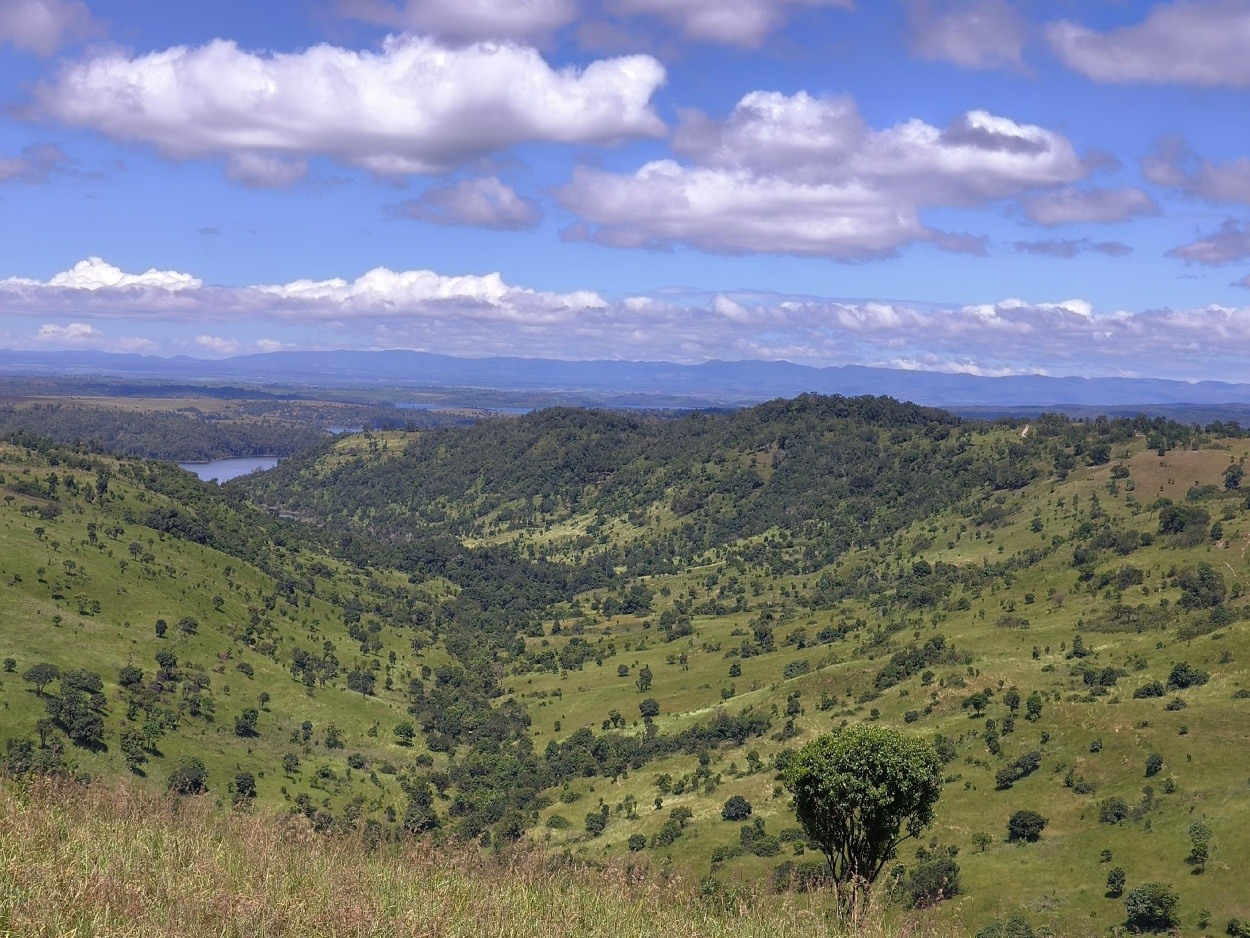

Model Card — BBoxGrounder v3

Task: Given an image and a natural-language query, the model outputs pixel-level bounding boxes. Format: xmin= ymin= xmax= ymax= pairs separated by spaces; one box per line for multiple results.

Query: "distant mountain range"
xmin=2 ymin=347 xmax=1249 ymax=413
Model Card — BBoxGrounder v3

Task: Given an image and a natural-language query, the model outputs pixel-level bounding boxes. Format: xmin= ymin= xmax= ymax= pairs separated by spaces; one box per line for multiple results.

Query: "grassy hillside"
xmin=0 ymin=438 xmax=455 ymax=828
xmin=6 ymin=397 xmax=1250 ymax=935
xmin=1 ymin=778 xmax=942 ymax=938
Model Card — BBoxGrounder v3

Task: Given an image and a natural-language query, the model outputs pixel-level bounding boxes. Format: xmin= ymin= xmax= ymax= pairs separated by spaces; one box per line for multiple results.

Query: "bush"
xmin=583 ymin=811 xmax=607 ymax=837
xmin=627 ymin=833 xmax=646 ymax=851
xmin=1145 ymin=753 xmax=1164 ymax=777
xmin=1099 ymin=797 xmax=1129 ymax=824
xmin=168 ymin=756 xmax=208 ymax=794
xmin=1107 ymin=866 xmax=1126 ymax=897
xmin=1007 ymin=810 xmax=1047 ymax=842
xmin=1124 ymin=882 xmax=1179 ymax=932
xmin=1133 ymin=681 xmax=1165 ymax=699
xmin=995 ymin=750 xmax=1042 ymax=790
xmin=974 ymin=916 xmax=1034 ymax=938
xmin=1166 ymin=662 xmax=1210 ymax=690
xmin=905 ymin=856 xmax=961 ymax=907
xmin=721 ymin=795 xmax=752 ymax=821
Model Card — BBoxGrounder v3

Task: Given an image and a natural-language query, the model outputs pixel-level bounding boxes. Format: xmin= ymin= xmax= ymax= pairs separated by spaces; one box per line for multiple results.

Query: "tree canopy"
xmin=782 ymin=725 xmax=942 ymax=889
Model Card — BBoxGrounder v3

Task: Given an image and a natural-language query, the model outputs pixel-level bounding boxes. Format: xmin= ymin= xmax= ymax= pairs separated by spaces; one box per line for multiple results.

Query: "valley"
xmin=1 ymin=396 xmax=1249 ymax=935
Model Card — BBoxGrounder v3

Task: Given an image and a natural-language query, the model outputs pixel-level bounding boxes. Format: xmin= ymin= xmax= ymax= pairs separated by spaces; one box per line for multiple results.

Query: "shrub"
xmin=168 ymin=756 xmax=208 ymax=794
xmin=1106 ymin=866 xmax=1126 ymax=897
xmin=1124 ymin=882 xmax=1179 ymax=932
xmin=1007 ymin=810 xmax=1047 ymax=842
xmin=995 ymin=750 xmax=1042 ymax=790
xmin=1166 ymin=662 xmax=1210 ymax=690
xmin=721 ymin=795 xmax=752 ymax=821
xmin=974 ymin=916 xmax=1034 ymax=938
xmin=905 ymin=856 xmax=961 ymax=908
xmin=1099 ymin=797 xmax=1129 ymax=824
xmin=1145 ymin=754 xmax=1164 ymax=777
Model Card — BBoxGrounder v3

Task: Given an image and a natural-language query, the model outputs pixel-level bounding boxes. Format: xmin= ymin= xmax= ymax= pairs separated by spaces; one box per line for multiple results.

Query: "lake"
xmin=178 ymin=456 xmax=281 ymax=483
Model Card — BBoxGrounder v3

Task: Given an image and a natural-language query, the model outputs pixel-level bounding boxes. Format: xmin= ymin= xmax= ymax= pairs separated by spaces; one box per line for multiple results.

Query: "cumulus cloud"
xmin=33 ymin=321 xmax=157 ymax=353
xmin=3 ymin=256 xmax=202 ymax=291
xmin=336 ymin=0 xmax=577 ymax=44
xmin=8 ymin=257 xmax=1250 ymax=378
xmin=561 ymin=91 xmax=1088 ymax=259
xmin=1013 ymin=238 xmax=1133 ymax=258
xmin=906 ymin=0 xmax=1028 ymax=71
xmin=32 ymin=36 xmax=666 ymax=180
xmin=36 ymin=321 xmax=98 ymax=343
xmin=387 ymin=177 xmax=542 ymax=230
xmin=607 ymin=0 xmax=853 ymax=48
xmin=1048 ymin=0 xmax=1250 ymax=87
xmin=0 ymin=0 xmax=98 ymax=56
xmin=1166 ymin=219 xmax=1250 ymax=265
xmin=0 ymin=143 xmax=71 ymax=185
xmin=1021 ymin=186 xmax=1160 ymax=227
xmin=195 ymin=334 xmax=240 ymax=355
xmin=1142 ymin=135 xmax=1250 ymax=205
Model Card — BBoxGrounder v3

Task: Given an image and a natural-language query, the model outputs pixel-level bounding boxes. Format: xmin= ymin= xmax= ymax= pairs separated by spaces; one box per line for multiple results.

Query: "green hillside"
xmin=5 ymin=397 xmax=1250 ymax=935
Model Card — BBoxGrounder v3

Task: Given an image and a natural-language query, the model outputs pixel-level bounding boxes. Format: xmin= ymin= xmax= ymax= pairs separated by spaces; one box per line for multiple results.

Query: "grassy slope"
xmin=0 ymin=442 xmax=447 ymax=823
xmin=0 ymin=779 xmax=945 ymax=938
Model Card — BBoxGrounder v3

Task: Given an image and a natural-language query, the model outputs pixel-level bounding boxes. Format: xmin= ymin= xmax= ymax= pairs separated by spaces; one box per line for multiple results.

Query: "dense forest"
xmin=2 ymin=394 xmax=1250 ymax=934
xmin=0 ymin=398 xmax=462 ymax=461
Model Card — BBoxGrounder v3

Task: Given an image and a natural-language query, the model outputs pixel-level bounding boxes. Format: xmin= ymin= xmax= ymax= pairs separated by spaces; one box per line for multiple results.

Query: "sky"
xmin=1 ymin=0 xmax=1250 ymax=380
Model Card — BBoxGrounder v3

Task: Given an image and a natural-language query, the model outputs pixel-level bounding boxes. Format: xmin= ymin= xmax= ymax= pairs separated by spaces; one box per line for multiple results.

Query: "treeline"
xmin=0 ymin=401 xmax=460 ymax=461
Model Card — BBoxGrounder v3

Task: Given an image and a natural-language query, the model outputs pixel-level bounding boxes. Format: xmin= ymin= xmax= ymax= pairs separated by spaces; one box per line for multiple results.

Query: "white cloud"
xmin=36 ymin=321 xmax=97 ymax=343
xmin=561 ymin=91 xmax=1088 ymax=259
xmin=906 ymin=0 xmax=1028 ymax=72
xmin=0 ymin=0 xmax=97 ymax=56
xmin=33 ymin=321 xmax=157 ymax=353
xmin=387 ymin=176 xmax=542 ymax=230
xmin=8 ymin=258 xmax=1250 ymax=379
xmin=195 ymin=334 xmax=240 ymax=355
xmin=1048 ymin=0 xmax=1250 ymax=87
xmin=607 ymin=0 xmax=853 ymax=48
xmin=1021 ymin=186 xmax=1160 ymax=226
xmin=1142 ymin=135 xmax=1250 ymax=205
xmin=32 ymin=36 xmax=666 ymax=179
xmin=3 ymin=256 xmax=202 ymax=291
xmin=336 ymin=0 xmax=577 ymax=44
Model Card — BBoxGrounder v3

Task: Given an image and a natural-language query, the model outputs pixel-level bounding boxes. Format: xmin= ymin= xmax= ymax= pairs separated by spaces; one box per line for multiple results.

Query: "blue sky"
xmin=1 ymin=0 xmax=1250 ymax=379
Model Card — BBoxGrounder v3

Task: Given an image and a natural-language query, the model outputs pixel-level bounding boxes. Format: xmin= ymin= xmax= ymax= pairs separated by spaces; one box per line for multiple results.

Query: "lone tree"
xmin=782 ymin=725 xmax=942 ymax=892
xmin=1007 ymin=810 xmax=1048 ymax=843
xmin=22 ymin=662 xmax=60 ymax=696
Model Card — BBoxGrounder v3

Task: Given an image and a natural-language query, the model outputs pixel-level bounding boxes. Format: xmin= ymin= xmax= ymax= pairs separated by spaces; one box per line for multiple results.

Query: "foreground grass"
xmin=0 ymin=779 xmax=949 ymax=938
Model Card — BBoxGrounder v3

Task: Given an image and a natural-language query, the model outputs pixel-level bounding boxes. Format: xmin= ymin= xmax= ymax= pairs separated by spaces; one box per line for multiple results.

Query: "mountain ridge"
xmin=2 ymin=348 xmax=1249 ymax=409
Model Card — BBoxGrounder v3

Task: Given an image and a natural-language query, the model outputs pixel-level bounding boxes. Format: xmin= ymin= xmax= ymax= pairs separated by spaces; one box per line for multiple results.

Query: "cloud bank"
xmin=7 ymin=257 xmax=1250 ymax=380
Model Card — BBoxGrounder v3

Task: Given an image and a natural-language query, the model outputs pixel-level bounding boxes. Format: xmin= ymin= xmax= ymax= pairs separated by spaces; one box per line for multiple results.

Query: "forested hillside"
xmin=5 ymin=396 xmax=1250 ymax=935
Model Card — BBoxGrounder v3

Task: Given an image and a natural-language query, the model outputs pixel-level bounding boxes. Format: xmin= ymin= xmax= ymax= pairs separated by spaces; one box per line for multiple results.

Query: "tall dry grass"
xmin=0 ymin=778 xmax=954 ymax=938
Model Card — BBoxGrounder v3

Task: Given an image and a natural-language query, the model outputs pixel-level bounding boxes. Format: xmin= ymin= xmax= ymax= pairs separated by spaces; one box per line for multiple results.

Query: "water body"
xmin=178 ymin=456 xmax=281 ymax=483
